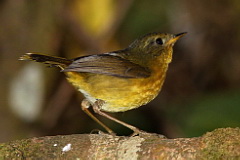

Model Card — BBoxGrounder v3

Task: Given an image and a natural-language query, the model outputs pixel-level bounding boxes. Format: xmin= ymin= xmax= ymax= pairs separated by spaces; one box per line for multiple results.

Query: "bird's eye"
xmin=155 ymin=38 xmax=163 ymax=45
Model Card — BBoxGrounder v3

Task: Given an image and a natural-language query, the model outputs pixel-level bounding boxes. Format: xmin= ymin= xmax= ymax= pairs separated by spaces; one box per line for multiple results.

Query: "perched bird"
xmin=19 ymin=32 xmax=186 ymax=135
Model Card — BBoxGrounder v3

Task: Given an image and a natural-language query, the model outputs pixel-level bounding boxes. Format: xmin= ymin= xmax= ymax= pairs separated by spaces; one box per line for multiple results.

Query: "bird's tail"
xmin=19 ymin=53 xmax=72 ymax=69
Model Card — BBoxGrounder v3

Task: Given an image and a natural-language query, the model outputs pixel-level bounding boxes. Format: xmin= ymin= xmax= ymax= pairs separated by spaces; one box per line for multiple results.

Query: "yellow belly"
xmin=65 ymin=65 xmax=168 ymax=112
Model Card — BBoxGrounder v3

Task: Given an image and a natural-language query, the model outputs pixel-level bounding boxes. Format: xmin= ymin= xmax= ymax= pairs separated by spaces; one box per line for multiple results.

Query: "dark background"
xmin=0 ymin=0 xmax=240 ymax=142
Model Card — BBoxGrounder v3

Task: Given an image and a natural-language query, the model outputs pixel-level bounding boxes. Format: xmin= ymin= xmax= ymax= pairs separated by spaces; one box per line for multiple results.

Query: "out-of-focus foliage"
xmin=71 ymin=0 xmax=116 ymax=36
xmin=167 ymin=90 xmax=240 ymax=137
xmin=0 ymin=0 xmax=239 ymax=142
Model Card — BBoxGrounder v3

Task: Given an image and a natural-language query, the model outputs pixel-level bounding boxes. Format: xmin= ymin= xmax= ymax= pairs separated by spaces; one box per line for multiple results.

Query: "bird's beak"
xmin=168 ymin=32 xmax=187 ymax=45
xmin=175 ymin=32 xmax=187 ymax=38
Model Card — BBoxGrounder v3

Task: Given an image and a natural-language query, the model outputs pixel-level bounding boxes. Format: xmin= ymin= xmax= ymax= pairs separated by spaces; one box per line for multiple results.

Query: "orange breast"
xmin=65 ymin=63 xmax=168 ymax=112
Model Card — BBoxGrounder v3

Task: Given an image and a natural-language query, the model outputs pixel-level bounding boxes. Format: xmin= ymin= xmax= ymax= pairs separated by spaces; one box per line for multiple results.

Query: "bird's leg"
xmin=92 ymin=99 xmax=142 ymax=135
xmin=81 ymin=99 xmax=115 ymax=135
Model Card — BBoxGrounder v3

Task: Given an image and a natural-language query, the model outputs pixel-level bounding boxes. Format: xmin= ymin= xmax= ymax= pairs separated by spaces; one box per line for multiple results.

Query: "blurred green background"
xmin=0 ymin=0 xmax=240 ymax=142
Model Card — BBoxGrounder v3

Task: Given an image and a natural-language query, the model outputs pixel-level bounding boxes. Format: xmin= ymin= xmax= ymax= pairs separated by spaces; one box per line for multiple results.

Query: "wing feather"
xmin=62 ymin=54 xmax=150 ymax=78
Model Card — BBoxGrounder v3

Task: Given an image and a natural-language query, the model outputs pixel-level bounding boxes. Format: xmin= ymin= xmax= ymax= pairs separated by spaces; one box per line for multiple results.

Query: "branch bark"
xmin=0 ymin=128 xmax=239 ymax=159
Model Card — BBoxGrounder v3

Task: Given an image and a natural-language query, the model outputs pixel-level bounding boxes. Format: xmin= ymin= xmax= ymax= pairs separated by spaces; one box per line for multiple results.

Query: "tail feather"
xmin=19 ymin=53 xmax=72 ymax=69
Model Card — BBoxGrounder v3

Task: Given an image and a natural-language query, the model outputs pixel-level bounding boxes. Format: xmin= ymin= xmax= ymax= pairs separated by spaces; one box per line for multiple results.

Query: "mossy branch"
xmin=0 ymin=128 xmax=239 ymax=159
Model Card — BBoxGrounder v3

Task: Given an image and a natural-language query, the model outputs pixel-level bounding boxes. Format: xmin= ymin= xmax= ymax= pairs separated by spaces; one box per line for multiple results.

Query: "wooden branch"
xmin=0 ymin=128 xmax=239 ymax=159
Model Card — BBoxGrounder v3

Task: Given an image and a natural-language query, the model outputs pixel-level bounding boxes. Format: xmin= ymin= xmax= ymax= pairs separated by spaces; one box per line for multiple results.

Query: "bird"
xmin=19 ymin=32 xmax=186 ymax=135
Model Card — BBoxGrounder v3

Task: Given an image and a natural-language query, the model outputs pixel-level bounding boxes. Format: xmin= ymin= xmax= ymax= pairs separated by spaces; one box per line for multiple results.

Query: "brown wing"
xmin=62 ymin=54 xmax=151 ymax=78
